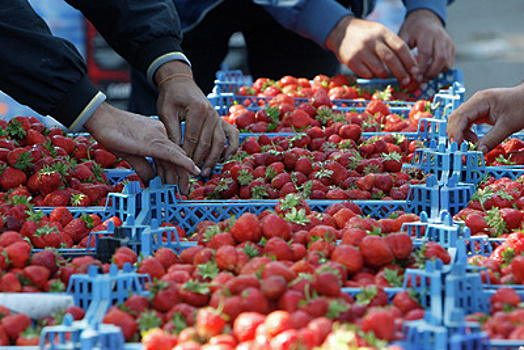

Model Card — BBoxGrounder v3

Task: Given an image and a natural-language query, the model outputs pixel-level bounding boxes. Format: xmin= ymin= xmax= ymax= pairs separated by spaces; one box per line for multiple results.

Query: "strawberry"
xmin=63 ymin=216 xmax=92 ymax=244
xmin=43 ymin=189 xmax=71 ymax=207
xmin=0 ymin=165 xmax=27 ymax=189
xmin=0 ymin=272 xmax=22 ymax=292
xmin=50 ymin=135 xmax=75 ymax=155
xmin=22 ymin=265 xmax=50 ymax=289
xmin=31 ymin=249 xmax=60 ymax=276
xmin=287 ymin=109 xmax=313 ymax=130
xmin=385 ymin=232 xmax=413 ymax=260
xmin=37 ymin=167 xmax=63 ymax=195
xmin=261 ymin=213 xmax=291 ymax=240
xmin=72 ymin=163 xmax=95 ymax=182
xmin=382 ymin=152 xmax=403 ymax=172
xmin=392 ymin=290 xmax=422 ymax=316
xmin=151 ymin=280 xmax=180 ymax=312
xmin=264 ymin=310 xmax=292 ymax=338
xmin=124 ymin=295 xmax=150 ymax=317
xmin=196 ymin=306 xmax=228 ymax=340
xmin=361 ymin=307 xmax=395 ymax=341
xmin=103 ymin=307 xmax=138 ymax=341
xmin=512 ymin=255 xmax=524 ymax=284
xmin=93 ymin=148 xmax=117 ymax=168
xmin=330 ymin=244 xmax=364 ymax=275
xmin=0 ymin=314 xmax=31 ymax=342
xmin=0 ymin=230 xmax=23 ymax=247
xmin=154 ymin=247 xmax=180 ymax=270
xmin=137 ymin=256 xmax=166 ymax=280
xmin=235 ymin=110 xmax=256 ymax=130
xmin=312 ymin=270 xmax=341 ymax=297
xmin=5 ymin=240 xmax=31 ymax=268
xmin=79 ymin=183 xmax=110 ymax=204
xmin=359 ymin=235 xmax=394 ymax=268
xmin=49 ymin=206 xmax=73 ymax=227
xmin=229 ymin=213 xmax=262 ymax=243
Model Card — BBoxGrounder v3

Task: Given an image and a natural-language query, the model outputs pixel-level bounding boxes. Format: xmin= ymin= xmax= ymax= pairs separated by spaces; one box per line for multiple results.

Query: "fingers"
xmin=123 ymin=155 xmax=157 ymax=186
xmin=347 ymin=60 xmax=374 ymax=79
xmin=221 ymin=120 xmax=240 ymax=162
xmin=425 ymin=39 xmax=451 ymax=81
xmin=200 ymin=123 xmax=227 ymax=178
xmin=478 ymin=123 xmax=512 ymax=154
xmin=414 ymin=40 xmax=432 ymax=82
xmin=181 ymin=102 xmax=208 ymax=159
xmin=361 ymin=51 xmax=390 ymax=79
xmin=158 ymin=103 xmax=183 ymax=146
xmin=190 ymin=111 xmax=219 ymax=166
xmin=383 ymin=33 xmax=419 ymax=86
xmin=447 ymin=92 xmax=491 ymax=144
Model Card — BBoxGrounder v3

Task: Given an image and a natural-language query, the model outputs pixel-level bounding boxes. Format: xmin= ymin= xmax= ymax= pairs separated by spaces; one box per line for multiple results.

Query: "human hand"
xmin=83 ymin=102 xmax=200 ymax=194
xmin=447 ymin=84 xmax=524 ymax=153
xmin=399 ymin=9 xmax=455 ymax=82
xmin=326 ymin=15 xmax=420 ymax=87
xmin=155 ymin=61 xmax=239 ymax=178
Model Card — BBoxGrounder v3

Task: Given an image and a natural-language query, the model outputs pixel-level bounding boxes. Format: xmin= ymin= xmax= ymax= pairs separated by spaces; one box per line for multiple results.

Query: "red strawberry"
xmin=0 ymin=166 xmax=27 ymax=189
xmin=359 ymin=235 xmax=394 ymax=268
xmin=229 ymin=213 xmax=262 ymax=243
xmin=382 ymin=152 xmax=403 ymax=172
xmin=361 ymin=308 xmax=395 ymax=341
xmin=0 ymin=272 xmax=22 ymax=292
xmin=264 ymin=310 xmax=292 ymax=337
xmin=512 ymin=255 xmax=524 ymax=284
xmin=196 ymin=306 xmax=228 ymax=340
xmin=49 ymin=206 xmax=73 ymax=227
xmin=142 ymin=328 xmax=176 ymax=350
xmin=63 ymin=217 xmax=91 ymax=244
xmin=51 ymin=135 xmax=75 ymax=155
xmin=137 ymin=256 xmax=166 ymax=280
xmin=0 ymin=314 xmax=31 ymax=342
xmin=151 ymin=280 xmax=180 ymax=312
xmin=5 ymin=240 xmax=31 ymax=268
xmin=22 ymin=265 xmax=50 ymax=289
xmin=37 ymin=168 xmax=63 ymax=195
xmin=235 ymin=110 xmax=256 ymax=130
xmin=385 ymin=232 xmax=413 ymax=260
xmin=234 ymin=312 xmax=266 ymax=342
xmin=392 ymin=290 xmax=422 ymax=315
xmin=43 ymin=189 xmax=71 ymax=206
xmin=103 ymin=307 xmax=138 ymax=341
xmin=330 ymin=244 xmax=364 ymax=275
xmin=93 ymin=149 xmax=117 ymax=168
xmin=30 ymin=249 xmax=60 ymax=275
xmin=261 ymin=213 xmax=291 ymax=240
xmin=154 ymin=247 xmax=180 ymax=270
xmin=72 ymin=163 xmax=95 ymax=182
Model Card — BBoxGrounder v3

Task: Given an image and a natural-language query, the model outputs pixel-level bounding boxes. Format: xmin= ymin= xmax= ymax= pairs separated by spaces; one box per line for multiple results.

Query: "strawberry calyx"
xmin=13 ymin=151 xmax=33 ymax=171
xmin=196 ymin=261 xmax=220 ymax=280
xmin=355 ymin=286 xmax=378 ymax=306
xmin=326 ymin=299 xmax=350 ymax=320
xmin=242 ymin=242 xmax=260 ymax=258
xmin=138 ymin=309 xmax=163 ymax=334
xmin=284 ymin=207 xmax=310 ymax=226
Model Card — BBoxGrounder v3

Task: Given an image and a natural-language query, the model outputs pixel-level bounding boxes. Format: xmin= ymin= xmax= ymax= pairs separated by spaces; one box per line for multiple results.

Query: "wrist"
xmin=325 ymin=15 xmax=353 ymax=53
xmin=154 ymin=61 xmax=193 ymax=86
xmin=84 ymin=102 xmax=111 ymax=134
xmin=406 ymin=9 xmax=443 ymax=25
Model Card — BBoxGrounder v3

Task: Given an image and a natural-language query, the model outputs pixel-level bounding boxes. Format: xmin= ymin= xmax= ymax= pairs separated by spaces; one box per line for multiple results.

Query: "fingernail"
xmin=416 ymin=75 xmax=423 ymax=82
xmin=401 ymin=77 xmax=410 ymax=86
xmin=201 ymin=168 xmax=211 ymax=178
xmin=411 ymin=67 xmax=420 ymax=75
xmin=194 ymin=165 xmax=202 ymax=175
xmin=478 ymin=145 xmax=488 ymax=154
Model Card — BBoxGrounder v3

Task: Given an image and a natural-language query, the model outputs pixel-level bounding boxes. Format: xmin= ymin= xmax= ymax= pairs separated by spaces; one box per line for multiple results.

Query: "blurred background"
xmin=1 ymin=0 xmax=523 ymax=117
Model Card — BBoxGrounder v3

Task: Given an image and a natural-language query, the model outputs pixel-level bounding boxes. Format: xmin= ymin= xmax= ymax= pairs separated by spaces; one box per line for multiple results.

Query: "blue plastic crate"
xmin=397 ymin=314 xmax=449 ymax=350
xmin=103 ymin=168 xmax=137 ymax=186
xmin=67 ymin=263 xmax=150 ymax=312
xmin=138 ymin=218 xmax=198 ymax=257
xmin=134 ymin=177 xmax=415 ymax=234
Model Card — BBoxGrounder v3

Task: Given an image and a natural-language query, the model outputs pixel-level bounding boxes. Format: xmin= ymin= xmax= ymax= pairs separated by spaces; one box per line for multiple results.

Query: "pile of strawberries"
xmin=235 ymin=74 xmax=418 ymax=102
xmin=93 ymin=198 xmax=453 ymax=347
xmin=0 ymin=116 xmax=134 ymax=207
xmin=0 ymin=204 xmax=122 ymax=249
xmin=222 ymin=84 xmax=432 ymax=135
xmin=0 ymin=305 xmax=85 ymax=346
xmin=484 ymin=137 xmax=524 ymax=166
xmin=454 ymin=176 xmax=524 ymax=238
xmin=189 ymin=125 xmax=426 ymax=200
xmin=466 ymin=287 xmax=524 ymax=340
xmin=0 ymin=229 xmax=125 ymax=292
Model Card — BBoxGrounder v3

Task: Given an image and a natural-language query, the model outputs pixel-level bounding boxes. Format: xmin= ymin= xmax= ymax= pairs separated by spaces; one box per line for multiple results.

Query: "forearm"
xmin=403 ymin=0 xmax=449 ymax=25
xmin=0 ymin=0 xmax=103 ymax=131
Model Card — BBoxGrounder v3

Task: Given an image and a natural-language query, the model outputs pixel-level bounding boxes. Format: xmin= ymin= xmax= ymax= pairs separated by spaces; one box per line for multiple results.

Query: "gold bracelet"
xmin=158 ymin=73 xmax=194 ymax=89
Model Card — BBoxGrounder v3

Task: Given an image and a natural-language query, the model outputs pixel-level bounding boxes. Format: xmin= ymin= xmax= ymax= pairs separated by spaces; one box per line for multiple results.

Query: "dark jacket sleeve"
xmin=65 ymin=0 xmax=184 ymax=75
xmin=0 ymin=0 xmax=101 ymax=129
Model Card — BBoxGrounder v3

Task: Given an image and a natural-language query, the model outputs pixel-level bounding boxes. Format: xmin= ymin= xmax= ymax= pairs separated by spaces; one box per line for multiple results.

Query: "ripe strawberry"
xmin=261 ymin=213 xmax=291 ymax=241
xmin=359 ymin=235 xmax=394 ymax=268
xmin=0 ymin=166 xmax=27 ymax=189
xmin=0 ymin=230 xmax=23 ymax=247
xmin=312 ymin=270 xmax=341 ymax=297
xmin=423 ymin=241 xmax=451 ymax=264
xmin=43 ymin=189 xmax=71 ymax=206
xmin=264 ymin=310 xmax=292 ymax=338
xmin=235 ymin=110 xmax=256 ymax=129
xmin=137 ymin=256 xmax=166 ymax=280
xmin=385 ymin=232 xmax=413 ymax=260
xmin=361 ymin=307 xmax=395 ymax=341
xmin=49 ymin=206 xmax=73 ymax=227
xmin=512 ymin=255 xmax=524 ymax=284
xmin=151 ymin=280 xmax=180 ymax=312
xmin=63 ymin=217 xmax=91 ymax=244
xmin=79 ymin=183 xmax=110 ymax=204
xmin=154 ymin=247 xmax=180 ymax=270
xmin=142 ymin=328 xmax=176 ymax=350
xmin=30 ymin=249 xmax=60 ymax=275
xmin=0 ymin=314 xmax=31 ymax=342
xmin=22 ymin=265 xmax=50 ymax=289
xmin=338 ymin=124 xmax=361 ymax=141
xmin=196 ymin=306 xmax=228 ymax=340
xmin=330 ymin=244 xmax=364 ymax=275
xmin=234 ymin=312 xmax=266 ymax=342
xmin=287 ymin=109 xmax=313 ymax=130
xmin=382 ymin=152 xmax=403 ymax=172
xmin=51 ymin=135 xmax=75 ymax=155
xmin=72 ymin=163 xmax=95 ymax=182
xmin=93 ymin=148 xmax=117 ymax=168
xmin=229 ymin=213 xmax=262 ymax=243
xmin=103 ymin=307 xmax=138 ymax=341
xmin=0 ymin=272 xmax=22 ymax=292
xmin=5 ymin=240 xmax=31 ymax=268
xmin=392 ymin=290 xmax=422 ymax=315
xmin=37 ymin=167 xmax=63 ymax=195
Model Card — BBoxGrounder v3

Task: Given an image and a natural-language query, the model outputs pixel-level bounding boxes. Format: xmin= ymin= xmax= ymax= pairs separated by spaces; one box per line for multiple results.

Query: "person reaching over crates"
xmin=129 ymin=0 xmax=456 ymax=110
xmin=0 ymin=0 xmax=239 ymax=193
xmin=447 ymin=83 xmax=524 ymax=154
